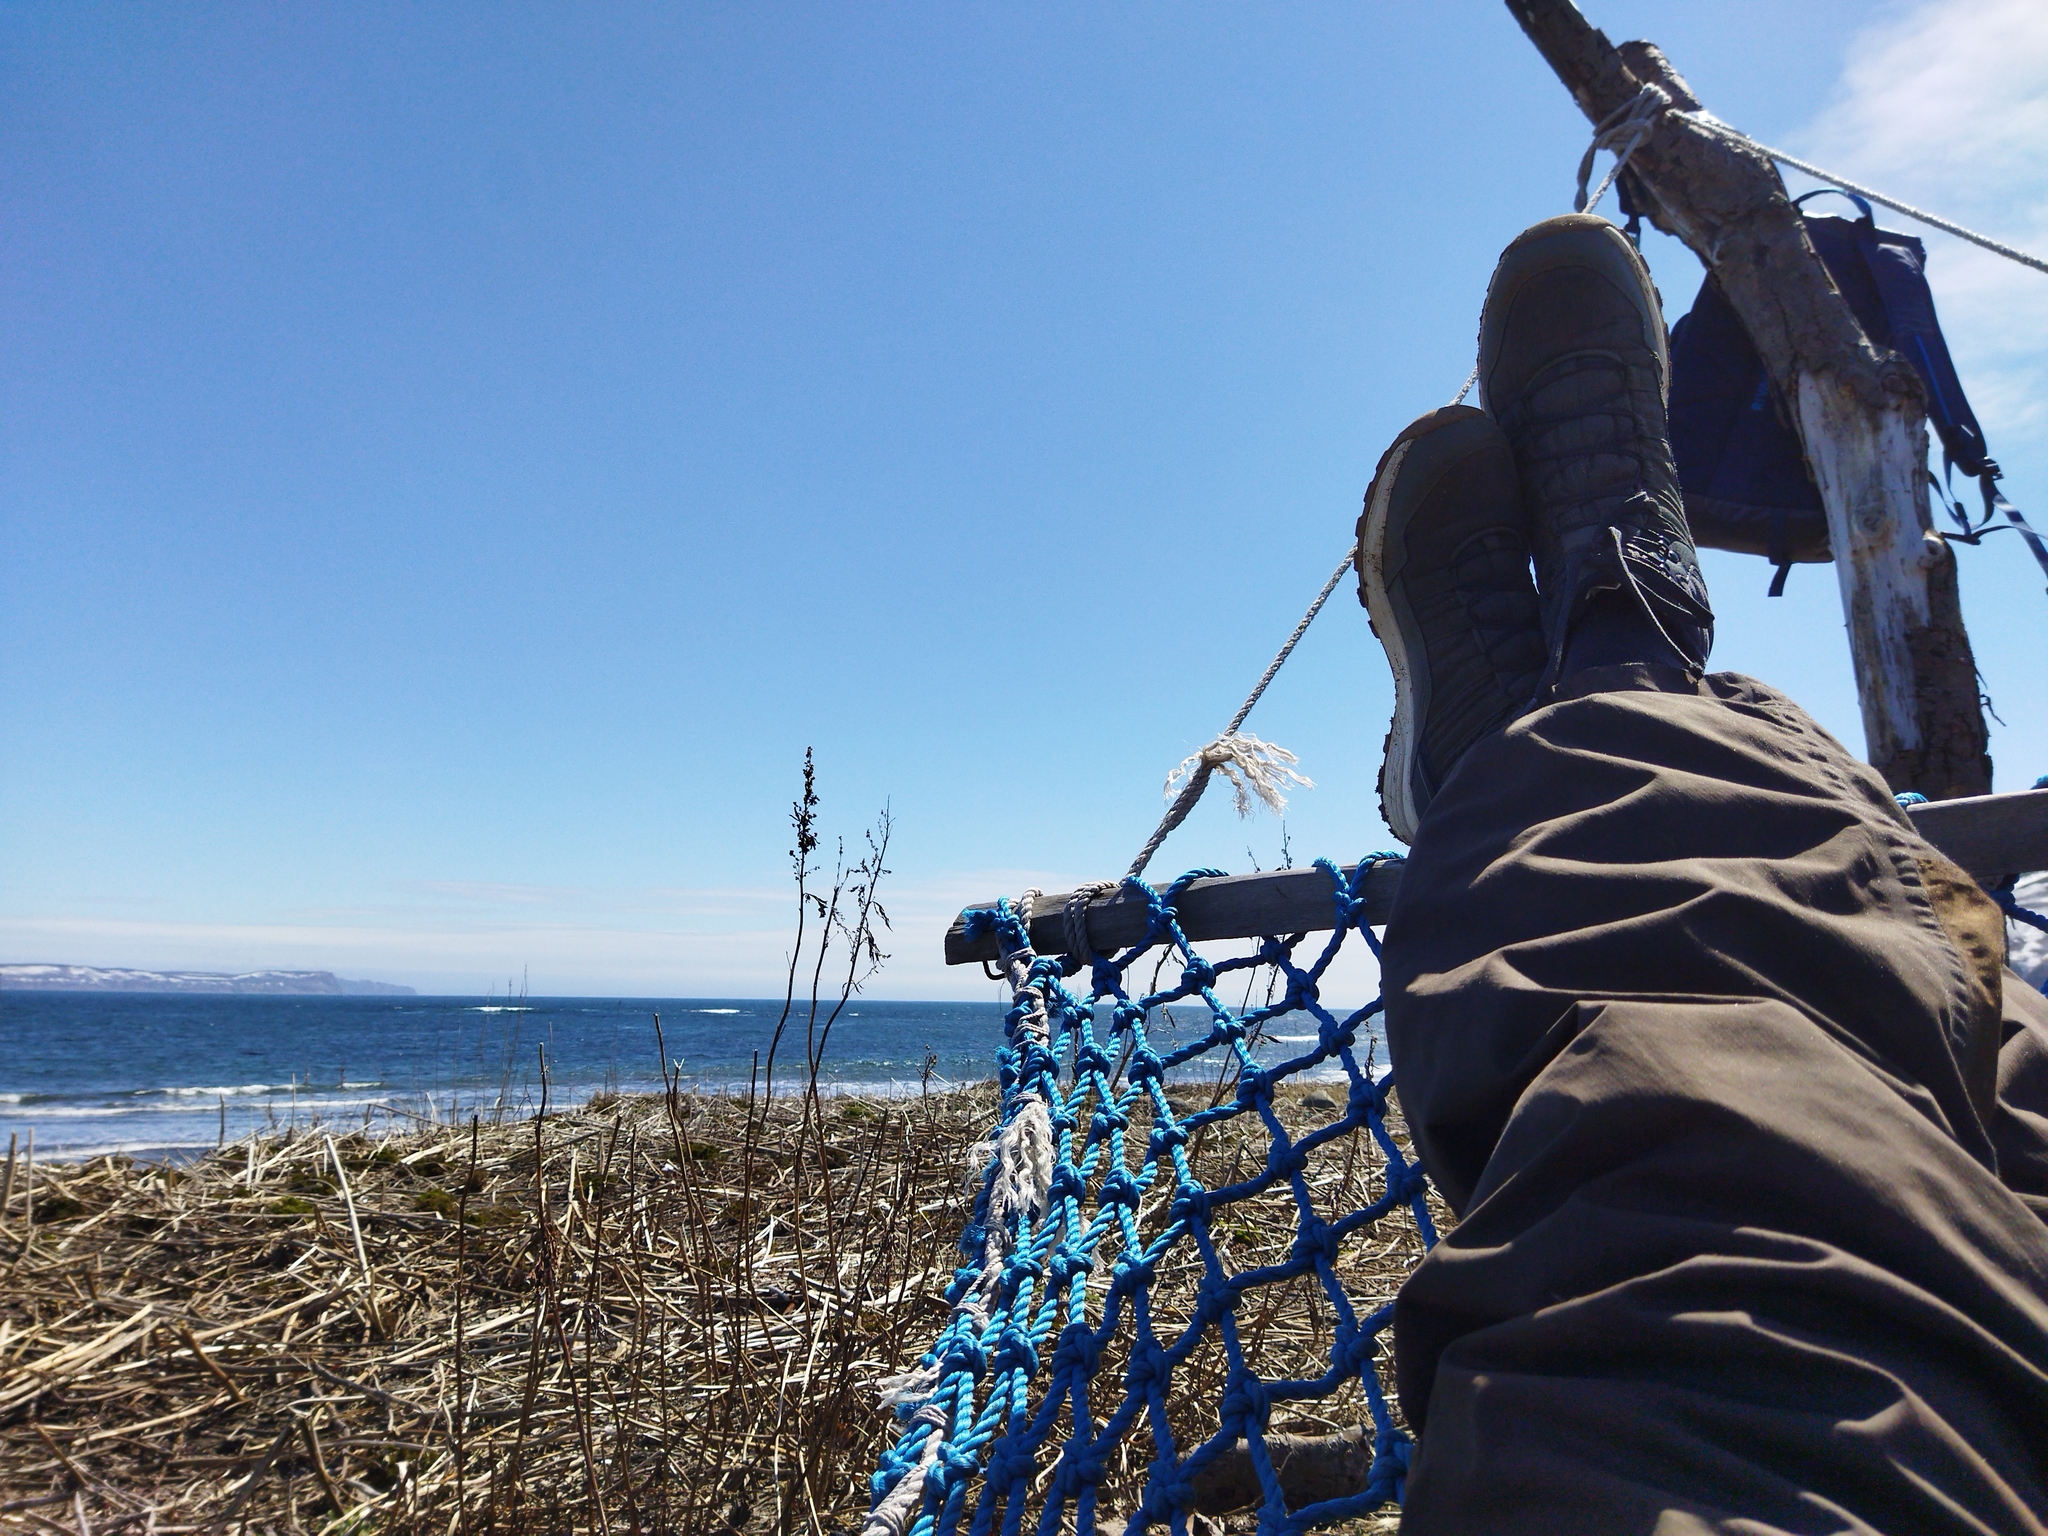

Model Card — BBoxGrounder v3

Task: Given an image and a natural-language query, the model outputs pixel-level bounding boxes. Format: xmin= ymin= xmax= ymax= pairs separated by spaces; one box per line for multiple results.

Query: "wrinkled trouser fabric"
xmin=1383 ymin=667 xmax=2048 ymax=1534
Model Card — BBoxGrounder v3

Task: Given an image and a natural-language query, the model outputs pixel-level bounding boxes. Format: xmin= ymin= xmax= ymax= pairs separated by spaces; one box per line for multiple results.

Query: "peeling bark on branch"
xmin=1505 ymin=0 xmax=1989 ymax=796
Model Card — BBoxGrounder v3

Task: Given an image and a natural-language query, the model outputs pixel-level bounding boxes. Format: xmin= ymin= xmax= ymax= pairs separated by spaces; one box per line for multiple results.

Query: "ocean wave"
xmin=1269 ymin=1035 xmax=1322 ymax=1043
xmin=10 ymin=1093 xmax=398 ymax=1121
xmin=694 ymin=1008 xmax=742 ymax=1015
xmin=0 ymin=1093 xmax=23 ymax=1104
xmin=131 ymin=1083 xmax=277 ymax=1099
xmin=35 ymin=1138 xmax=217 ymax=1163
xmin=469 ymin=1006 xmax=534 ymax=1014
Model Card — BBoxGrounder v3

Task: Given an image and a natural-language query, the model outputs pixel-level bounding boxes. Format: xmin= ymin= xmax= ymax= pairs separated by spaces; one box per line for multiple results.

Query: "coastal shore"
xmin=0 ymin=1082 xmax=1431 ymax=1535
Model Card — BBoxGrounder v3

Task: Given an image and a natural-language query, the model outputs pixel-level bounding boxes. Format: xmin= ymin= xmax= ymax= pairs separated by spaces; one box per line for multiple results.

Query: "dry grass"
xmin=0 ymin=1077 xmax=1441 ymax=1536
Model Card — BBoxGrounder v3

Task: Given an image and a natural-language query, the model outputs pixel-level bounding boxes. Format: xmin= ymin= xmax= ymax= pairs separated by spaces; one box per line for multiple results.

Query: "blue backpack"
xmin=1665 ymin=191 xmax=2047 ymax=595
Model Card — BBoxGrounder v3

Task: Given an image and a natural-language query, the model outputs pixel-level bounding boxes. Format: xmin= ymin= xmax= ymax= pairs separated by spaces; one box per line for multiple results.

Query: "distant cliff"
xmin=0 ymin=965 xmax=416 ymax=996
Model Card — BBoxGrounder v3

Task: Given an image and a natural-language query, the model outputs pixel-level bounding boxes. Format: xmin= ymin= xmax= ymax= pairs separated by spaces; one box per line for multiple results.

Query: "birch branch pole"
xmin=1505 ymin=1 xmax=1991 ymax=798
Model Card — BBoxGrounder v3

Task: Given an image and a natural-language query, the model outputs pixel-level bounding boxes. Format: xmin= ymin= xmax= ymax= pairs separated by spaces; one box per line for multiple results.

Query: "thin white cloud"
xmin=1790 ymin=0 xmax=2048 ymax=442
xmin=394 ymin=880 xmax=581 ymax=906
xmin=0 ymin=857 xmax=1391 ymax=1005
xmin=0 ymin=868 xmax=1091 ymax=998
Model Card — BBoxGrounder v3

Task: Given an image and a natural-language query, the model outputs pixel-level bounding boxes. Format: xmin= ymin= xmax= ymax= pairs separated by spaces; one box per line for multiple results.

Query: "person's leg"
xmin=1386 ymin=671 xmax=2048 ymax=1533
xmin=1363 ymin=216 xmax=2048 ymax=1532
xmin=1996 ymin=974 xmax=2048 ymax=1223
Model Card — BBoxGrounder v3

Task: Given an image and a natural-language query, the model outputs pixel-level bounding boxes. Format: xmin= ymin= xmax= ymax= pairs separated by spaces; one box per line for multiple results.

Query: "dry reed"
xmin=0 ymin=1076 xmax=1440 ymax=1535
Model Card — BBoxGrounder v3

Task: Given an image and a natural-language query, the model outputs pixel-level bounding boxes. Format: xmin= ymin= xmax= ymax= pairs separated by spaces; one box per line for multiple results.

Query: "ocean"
xmin=2 ymin=991 xmax=1380 ymax=1161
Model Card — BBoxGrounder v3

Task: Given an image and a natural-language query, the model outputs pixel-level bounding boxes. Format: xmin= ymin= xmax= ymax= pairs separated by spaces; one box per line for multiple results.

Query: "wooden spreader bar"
xmin=944 ymin=790 xmax=2048 ymax=965
xmin=943 ymin=859 xmax=1406 ymax=968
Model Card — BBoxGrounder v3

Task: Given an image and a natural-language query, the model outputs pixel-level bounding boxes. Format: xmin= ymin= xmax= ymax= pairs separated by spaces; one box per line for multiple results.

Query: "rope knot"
xmin=1052 ymin=1320 xmax=1103 ymax=1375
xmin=1575 ymin=81 xmax=1671 ymax=213
xmin=937 ymin=1440 xmax=983 ymax=1479
xmin=1122 ymin=1345 xmax=1166 ymax=1395
xmin=962 ymin=901 xmax=1030 ymax=958
xmin=1294 ymin=1217 xmax=1339 ymax=1265
xmin=1097 ymin=1166 xmax=1143 ymax=1209
xmin=991 ymin=1324 xmax=1040 ymax=1378
xmin=983 ymin=1436 xmax=1036 ymax=1492
xmin=936 ymin=1334 xmax=987 ymax=1380
xmin=1049 ymin=1438 xmax=1107 ymax=1492
xmin=1367 ymin=1429 xmax=1415 ymax=1491
xmin=1017 ymin=1039 xmax=1059 ymax=1083
xmin=1166 ymin=733 xmax=1313 ymax=819
xmin=1218 ymin=1373 xmax=1270 ymax=1431
xmin=1329 ymin=1323 xmax=1376 ymax=1378
xmin=1168 ymin=1181 xmax=1211 ymax=1225
xmin=1047 ymin=1244 xmax=1095 ymax=1286
xmin=1147 ymin=1117 xmax=1189 ymax=1152
xmin=1060 ymin=880 xmax=1117 ymax=967
xmin=1268 ymin=1137 xmax=1310 ymax=1179
xmin=1090 ymin=1102 xmax=1130 ymax=1135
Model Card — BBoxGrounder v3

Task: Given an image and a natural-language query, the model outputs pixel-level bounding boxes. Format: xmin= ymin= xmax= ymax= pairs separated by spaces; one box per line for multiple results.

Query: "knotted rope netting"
xmin=866 ymin=857 xmax=1437 ymax=1536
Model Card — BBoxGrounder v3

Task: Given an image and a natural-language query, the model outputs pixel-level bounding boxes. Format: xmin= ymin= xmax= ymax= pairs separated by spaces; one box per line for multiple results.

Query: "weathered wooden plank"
xmin=943 ymin=791 xmax=2048 ymax=964
xmin=943 ymin=860 xmax=1405 ymax=967
xmin=1906 ymin=789 xmax=2048 ymax=887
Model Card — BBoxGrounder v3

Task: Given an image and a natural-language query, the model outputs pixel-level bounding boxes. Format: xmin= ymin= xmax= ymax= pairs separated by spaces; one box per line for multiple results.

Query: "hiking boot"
xmin=1355 ymin=405 xmax=1546 ymax=843
xmin=1478 ymin=213 xmax=1713 ymax=687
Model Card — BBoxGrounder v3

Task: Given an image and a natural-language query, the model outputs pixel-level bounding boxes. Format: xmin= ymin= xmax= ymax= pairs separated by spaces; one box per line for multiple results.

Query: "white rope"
xmin=1220 ymin=556 xmax=1354 ymax=740
xmin=1166 ymin=733 xmax=1312 ymax=821
xmin=1121 ymin=556 xmax=1349 ymax=881
xmin=875 ymin=1360 xmax=944 ymax=1413
xmin=981 ymin=1092 xmax=1054 ymax=1233
xmin=1118 ymin=355 xmax=1483 ymax=886
xmin=1576 ymin=83 xmax=1670 ymax=215
xmin=1565 ymin=75 xmax=2046 ymax=277
xmin=861 ymin=1404 xmax=949 ymax=1536
xmin=1063 ymin=881 xmax=1117 ymax=963
xmin=1689 ymin=115 xmax=2048 ymax=277
xmin=877 ymin=1085 xmax=1053 ymax=1423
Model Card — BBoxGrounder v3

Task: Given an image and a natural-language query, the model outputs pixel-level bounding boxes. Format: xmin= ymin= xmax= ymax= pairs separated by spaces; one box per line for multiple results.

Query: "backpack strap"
xmin=1928 ymin=465 xmax=2048 ymax=593
xmin=1793 ymin=188 xmax=1876 ymax=225
xmin=1767 ymin=509 xmax=1793 ymax=597
xmin=1982 ymin=465 xmax=2048 ymax=594
xmin=1616 ymin=171 xmax=1647 ymax=248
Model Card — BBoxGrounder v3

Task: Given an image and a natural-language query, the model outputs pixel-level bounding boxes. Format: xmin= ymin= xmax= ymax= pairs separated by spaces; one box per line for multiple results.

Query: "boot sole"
xmin=1477 ymin=214 xmax=1669 ymax=411
xmin=1355 ymin=405 xmax=1499 ymax=845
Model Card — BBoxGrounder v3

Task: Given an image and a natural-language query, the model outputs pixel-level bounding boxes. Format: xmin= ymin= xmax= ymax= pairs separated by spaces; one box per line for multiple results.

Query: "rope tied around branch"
xmin=1563 ymin=67 xmax=2048 ymax=279
xmin=1565 ymin=72 xmax=2048 ymax=277
xmin=1575 ymin=81 xmax=1670 ymax=214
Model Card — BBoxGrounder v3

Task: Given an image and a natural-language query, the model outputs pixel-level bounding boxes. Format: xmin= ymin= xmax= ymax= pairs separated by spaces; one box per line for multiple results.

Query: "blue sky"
xmin=5 ymin=0 xmax=2044 ymax=998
